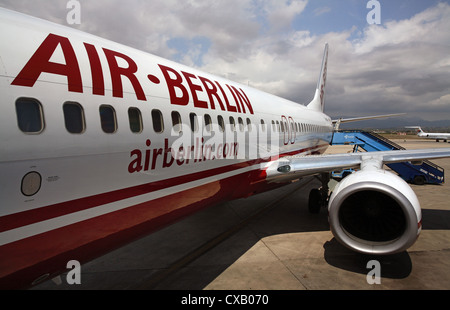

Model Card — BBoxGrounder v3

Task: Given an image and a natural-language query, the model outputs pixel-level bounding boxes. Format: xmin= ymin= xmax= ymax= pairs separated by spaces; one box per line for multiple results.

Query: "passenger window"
xmin=190 ymin=113 xmax=198 ymax=132
xmin=204 ymin=114 xmax=212 ymax=132
xmin=260 ymin=119 xmax=266 ymax=132
xmin=229 ymin=116 xmax=236 ymax=132
xmin=238 ymin=117 xmax=244 ymax=132
xmin=128 ymin=107 xmax=143 ymax=133
xmin=152 ymin=109 xmax=164 ymax=133
xmin=63 ymin=102 xmax=85 ymax=134
xmin=247 ymin=118 xmax=252 ymax=132
xmin=171 ymin=111 xmax=182 ymax=133
xmin=16 ymin=98 xmax=44 ymax=134
xmin=99 ymin=105 xmax=117 ymax=133
xmin=218 ymin=115 xmax=225 ymax=132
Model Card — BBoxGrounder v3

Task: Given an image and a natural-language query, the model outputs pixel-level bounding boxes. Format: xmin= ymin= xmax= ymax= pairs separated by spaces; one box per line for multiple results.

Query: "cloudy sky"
xmin=1 ymin=0 xmax=450 ymax=122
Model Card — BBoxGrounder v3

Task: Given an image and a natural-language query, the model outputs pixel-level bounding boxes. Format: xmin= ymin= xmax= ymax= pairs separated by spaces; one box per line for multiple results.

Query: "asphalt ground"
xmin=33 ymin=139 xmax=450 ymax=291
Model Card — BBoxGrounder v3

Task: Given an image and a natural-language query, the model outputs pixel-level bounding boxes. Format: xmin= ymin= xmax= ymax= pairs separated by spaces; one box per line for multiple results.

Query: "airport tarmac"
xmin=33 ymin=139 xmax=450 ymax=290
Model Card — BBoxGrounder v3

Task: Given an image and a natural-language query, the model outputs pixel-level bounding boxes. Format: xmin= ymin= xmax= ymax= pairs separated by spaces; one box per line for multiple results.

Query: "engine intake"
xmin=328 ymin=170 xmax=421 ymax=255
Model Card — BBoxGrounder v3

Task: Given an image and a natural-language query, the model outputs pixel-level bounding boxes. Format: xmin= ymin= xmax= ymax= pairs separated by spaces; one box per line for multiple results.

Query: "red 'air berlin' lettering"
xmin=182 ymin=71 xmax=208 ymax=109
xmin=12 ymin=33 xmax=83 ymax=93
xmin=158 ymin=64 xmax=253 ymax=114
xmin=199 ymin=77 xmax=226 ymax=111
xmin=103 ymin=48 xmax=146 ymax=101
xmin=84 ymin=43 xmax=105 ymax=96
xmin=12 ymin=32 xmax=254 ymax=113
xmin=216 ymin=81 xmax=236 ymax=113
xmin=158 ymin=64 xmax=189 ymax=106
xmin=229 ymin=85 xmax=254 ymax=115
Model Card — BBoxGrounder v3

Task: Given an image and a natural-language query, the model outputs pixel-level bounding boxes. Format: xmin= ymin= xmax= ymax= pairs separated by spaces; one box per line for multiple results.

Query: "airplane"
xmin=406 ymin=126 xmax=450 ymax=143
xmin=1 ymin=7 xmax=450 ymax=289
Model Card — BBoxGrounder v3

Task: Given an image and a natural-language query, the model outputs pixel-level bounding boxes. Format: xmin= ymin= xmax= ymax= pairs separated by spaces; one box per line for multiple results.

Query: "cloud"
xmin=314 ymin=6 xmax=331 ymax=17
xmin=1 ymin=0 xmax=449 ymax=121
xmin=331 ymin=3 xmax=450 ymax=119
xmin=353 ymin=2 xmax=450 ymax=54
xmin=177 ymin=1 xmax=450 ymax=121
xmin=200 ymin=2 xmax=450 ymax=121
xmin=262 ymin=0 xmax=308 ymax=32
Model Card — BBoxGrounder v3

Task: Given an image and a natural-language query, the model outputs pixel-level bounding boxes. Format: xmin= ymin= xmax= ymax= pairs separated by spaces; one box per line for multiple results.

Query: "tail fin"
xmin=405 ymin=126 xmax=424 ymax=134
xmin=307 ymin=43 xmax=329 ymax=112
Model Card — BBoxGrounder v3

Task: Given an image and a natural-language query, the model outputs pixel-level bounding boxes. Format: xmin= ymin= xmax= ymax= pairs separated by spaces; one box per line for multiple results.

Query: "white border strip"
xmin=0 ymin=164 xmax=259 ymax=246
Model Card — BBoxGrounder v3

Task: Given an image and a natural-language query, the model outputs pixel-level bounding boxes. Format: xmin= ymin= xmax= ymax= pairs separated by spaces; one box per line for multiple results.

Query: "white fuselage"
xmin=0 ymin=8 xmax=332 ymax=288
xmin=418 ymin=131 xmax=450 ymax=141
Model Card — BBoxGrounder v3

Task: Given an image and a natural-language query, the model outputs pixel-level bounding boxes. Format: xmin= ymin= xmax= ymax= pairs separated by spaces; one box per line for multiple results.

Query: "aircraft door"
xmin=281 ymin=115 xmax=295 ymax=145
xmin=288 ymin=116 xmax=296 ymax=144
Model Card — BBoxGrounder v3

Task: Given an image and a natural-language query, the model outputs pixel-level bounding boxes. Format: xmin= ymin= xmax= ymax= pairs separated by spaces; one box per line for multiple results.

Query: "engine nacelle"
xmin=328 ymin=169 xmax=422 ymax=255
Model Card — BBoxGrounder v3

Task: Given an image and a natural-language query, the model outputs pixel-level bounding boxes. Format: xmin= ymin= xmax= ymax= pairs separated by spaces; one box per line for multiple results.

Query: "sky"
xmin=1 ymin=0 xmax=450 ymax=123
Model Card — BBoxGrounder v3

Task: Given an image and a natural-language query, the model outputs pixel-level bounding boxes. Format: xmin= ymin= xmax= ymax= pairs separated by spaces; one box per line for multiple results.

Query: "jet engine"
xmin=328 ymin=169 xmax=422 ymax=255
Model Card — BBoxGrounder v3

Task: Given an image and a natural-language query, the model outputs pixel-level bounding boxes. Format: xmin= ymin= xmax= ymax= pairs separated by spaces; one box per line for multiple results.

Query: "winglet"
xmin=307 ymin=43 xmax=329 ymax=112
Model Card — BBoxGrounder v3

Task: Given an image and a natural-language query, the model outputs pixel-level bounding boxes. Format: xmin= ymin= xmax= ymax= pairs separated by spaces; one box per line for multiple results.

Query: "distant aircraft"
xmin=406 ymin=126 xmax=450 ymax=143
xmin=1 ymin=8 xmax=450 ymax=289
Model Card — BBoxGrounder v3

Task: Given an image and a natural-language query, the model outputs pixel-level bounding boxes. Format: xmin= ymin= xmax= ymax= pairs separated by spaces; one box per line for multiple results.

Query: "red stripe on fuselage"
xmin=0 ymin=144 xmax=328 ymax=288
xmin=0 ymin=162 xmax=287 ymax=289
xmin=0 ymin=157 xmax=251 ymax=233
xmin=0 ymin=145 xmax=327 ymax=233
xmin=0 ymin=174 xmax=232 ymax=288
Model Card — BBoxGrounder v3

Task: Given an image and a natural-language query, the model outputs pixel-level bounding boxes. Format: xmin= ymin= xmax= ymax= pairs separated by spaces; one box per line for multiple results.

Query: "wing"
xmin=332 ymin=113 xmax=405 ymax=130
xmin=265 ymin=148 xmax=450 ymax=183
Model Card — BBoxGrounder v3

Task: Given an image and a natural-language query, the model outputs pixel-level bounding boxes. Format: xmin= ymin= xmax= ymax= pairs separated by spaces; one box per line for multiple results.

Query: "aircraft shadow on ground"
xmin=34 ymin=180 xmax=450 ymax=290
xmin=158 ymin=198 xmax=450 ymax=288
xmin=323 ymin=208 xmax=450 ymax=280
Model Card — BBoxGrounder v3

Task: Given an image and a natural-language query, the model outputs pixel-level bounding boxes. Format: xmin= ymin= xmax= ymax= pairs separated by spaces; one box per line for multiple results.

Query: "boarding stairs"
xmin=331 ymin=131 xmax=445 ymax=185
